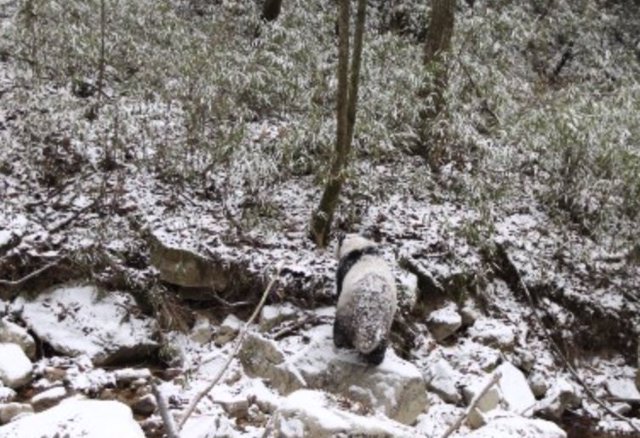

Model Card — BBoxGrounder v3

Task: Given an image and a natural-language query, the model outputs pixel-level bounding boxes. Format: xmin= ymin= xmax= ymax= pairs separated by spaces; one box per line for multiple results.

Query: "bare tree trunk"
xmin=309 ymin=0 xmax=367 ymax=248
xmin=261 ymin=0 xmax=283 ymax=22
xmin=423 ymin=0 xmax=456 ymax=118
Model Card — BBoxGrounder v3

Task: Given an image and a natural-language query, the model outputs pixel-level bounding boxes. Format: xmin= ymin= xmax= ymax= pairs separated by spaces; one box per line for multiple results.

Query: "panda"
xmin=333 ymin=234 xmax=397 ymax=365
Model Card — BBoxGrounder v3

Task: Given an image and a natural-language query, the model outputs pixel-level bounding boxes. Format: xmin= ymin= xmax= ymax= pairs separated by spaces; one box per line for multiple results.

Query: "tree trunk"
xmin=423 ymin=0 xmax=456 ymax=118
xmin=261 ymin=0 xmax=282 ymax=22
xmin=309 ymin=0 xmax=368 ymax=248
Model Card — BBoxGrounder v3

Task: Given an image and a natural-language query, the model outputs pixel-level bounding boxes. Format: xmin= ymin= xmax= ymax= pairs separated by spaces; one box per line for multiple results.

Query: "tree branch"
xmin=177 ymin=268 xmax=282 ymax=430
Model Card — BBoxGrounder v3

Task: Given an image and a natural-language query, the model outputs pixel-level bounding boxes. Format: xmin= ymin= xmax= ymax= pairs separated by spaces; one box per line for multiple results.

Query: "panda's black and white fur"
xmin=333 ymin=234 xmax=397 ymax=365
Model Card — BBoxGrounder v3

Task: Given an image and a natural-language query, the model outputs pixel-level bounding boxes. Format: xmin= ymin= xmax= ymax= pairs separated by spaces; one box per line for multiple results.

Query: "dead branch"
xmin=151 ymin=379 xmax=180 ymax=438
xmin=441 ymin=370 xmax=502 ymax=438
xmin=272 ymin=314 xmax=327 ymax=340
xmin=496 ymin=242 xmax=640 ymax=433
xmin=0 ymin=257 xmax=65 ymax=288
xmin=177 ymin=268 xmax=282 ymax=430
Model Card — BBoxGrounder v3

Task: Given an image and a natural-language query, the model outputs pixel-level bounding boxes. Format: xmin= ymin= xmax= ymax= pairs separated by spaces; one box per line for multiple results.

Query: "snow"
xmin=0 ymin=397 xmax=144 ymax=438
xmin=606 ymin=378 xmax=640 ymax=400
xmin=497 ymin=362 xmax=536 ymax=414
xmin=0 ymin=343 xmax=32 ymax=388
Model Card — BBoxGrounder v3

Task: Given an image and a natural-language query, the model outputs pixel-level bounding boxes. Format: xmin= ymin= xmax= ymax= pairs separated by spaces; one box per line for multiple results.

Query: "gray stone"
xmin=606 ymin=378 xmax=640 ymax=400
xmin=131 ymin=394 xmax=156 ymax=417
xmin=462 ymin=377 xmax=501 ymax=429
xmin=425 ymin=358 xmax=462 ymax=404
xmin=0 ymin=318 xmax=36 ymax=360
xmin=528 ymin=371 xmax=549 ymax=398
xmin=260 ymin=304 xmax=298 ymax=332
xmin=189 ymin=314 xmax=214 ymax=345
xmin=239 ymin=326 xmax=427 ymax=425
xmin=497 ymin=362 xmax=536 ymax=414
xmin=427 ymin=304 xmax=462 ymax=342
xmin=273 ymin=390 xmax=415 ymax=438
xmin=0 ymin=403 xmax=33 ymax=425
xmin=215 ymin=314 xmax=243 ymax=346
xmin=535 ymin=378 xmax=581 ymax=420
xmin=15 ymin=285 xmax=158 ymax=366
xmin=0 ymin=343 xmax=32 ymax=388
xmin=468 ymin=318 xmax=516 ymax=351
xmin=30 ymin=386 xmax=67 ymax=412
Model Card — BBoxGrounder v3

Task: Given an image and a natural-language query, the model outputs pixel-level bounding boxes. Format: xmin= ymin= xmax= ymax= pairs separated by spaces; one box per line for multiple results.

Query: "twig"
xmin=151 ymin=379 xmax=180 ymax=438
xmin=440 ymin=371 xmax=502 ymax=438
xmin=272 ymin=314 xmax=325 ymax=340
xmin=0 ymin=257 xmax=64 ymax=288
xmin=47 ymin=200 xmax=98 ymax=234
xmin=496 ymin=242 xmax=640 ymax=433
xmin=177 ymin=268 xmax=282 ymax=430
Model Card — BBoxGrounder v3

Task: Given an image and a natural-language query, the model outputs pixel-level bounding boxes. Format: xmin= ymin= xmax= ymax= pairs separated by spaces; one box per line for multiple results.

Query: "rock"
xmin=113 ymin=368 xmax=152 ymax=386
xmin=0 ymin=318 xmax=36 ymax=360
xmin=0 ymin=388 xmax=15 ymax=404
xmin=131 ymin=394 xmax=156 ymax=417
xmin=427 ymin=304 xmax=462 ymax=342
xmin=190 ymin=314 xmax=213 ymax=345
xmin=30 ymin=386 xmax=67 ymax=412
xmin=214 ymin=314 xmax=243 ymax=346
xmin=606 ymin=378 xmax=640 ymax=400
xmin=0 ymin=343 xmax=32 ymax=388
xmin=466 ymin=415 xmax=566 ymax=438
xmin=536 ymin=378 xmax=581 ymax=420
xmin=0 ymin=403 xmax=33 ymax=425
xmin=260 ymin=303 xmax=298 ymax=332
xmin=528 ymin=371 xmax=549 ymax=398
xmin=468 ymin=318 xmax=516 ymax=351
xmin=513 ymin=347 xmax=535 ymax=373
xmin=15 ymin=285 xmax=158 ymax=366
xmin=0 ymin=397 xmax=144 ymax=438
xmin=497 ymin=362 xmax=536 ymax=414
xmin=425 ymin=358 xmax=462 ymax=404
xmin=216 ymin=394 xmax=249 ymax=419
xmin=273 ymin=390 xmax=416 ymax=438
xmin=149 ymin=233 xmax=230 ymax=290
xmin=239 ymin=326 xmax=427 ymax=424
xmin=462 ymin=377 xmax=501 ymax=429
xmin=460 ymin=301 xmax=481 ymax=327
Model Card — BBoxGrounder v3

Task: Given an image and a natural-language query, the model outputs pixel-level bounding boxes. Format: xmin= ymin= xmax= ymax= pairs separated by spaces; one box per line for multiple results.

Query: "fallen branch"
xmin=0 ymin=257 xmax=65 ymax=288
xmin=151 ymin=379 xmax=180 ymax=438
xmin=177 ymin=268 xmax=282 ymax=430
xmin=440 ymin=371 xmax=502 ymax=438
xmin=495 ymin=242 xmax=640 ymax=434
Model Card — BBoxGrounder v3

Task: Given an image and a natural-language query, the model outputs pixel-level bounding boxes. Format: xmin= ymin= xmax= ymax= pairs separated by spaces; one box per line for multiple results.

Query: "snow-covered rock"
xmin=260 ymin=303 xmax=298 ymax=332
xmin=425 ymin=358 xmax=462 ymax=404
xmin=189 ymin=314 xmax=214 ymax=345
xmin=0 ymin=318 xmax=36 ymax=359
xmin=0 ymin=388 xmax=15 ymax=404
xmin=468 ymin=318 xmax=516 ymax=351
xmin=113 ymin=367 xmax=152 ymax=385
xmin=30 ymin=386 xmax=67 ymax=412
xmin=536 ymin=378 xmax=580 ymax=420
xmin=0 ymin=397 xmax=144 ymax=438
xmin=0 ymin=343 xmax=32 ymax=388
xmin=528 ymin=370 xmax=549 ymax=397
xmin=606 ymin=377 xmax=640 ymax=400
xmin=497 ymin=362 xmax=536 ymax=414
xmin=0 ymin=403 xmax=32 ymax=425
xmin=466 ymin=415 xmax=566 ymax=438
xmin=239 ymin=326 xmax=427 ymax=424
xmin=214 ymin=314 xmax=243 ymax=346
xmin=462 ymin=376 xmax=501 ymax=429
xmin=273 ymin=390 xmax=416 ymax=438
xmin=15 ymin=285 xmax=158 ymax=365
xmin=427 ymin=304 xmax=462 ymax=342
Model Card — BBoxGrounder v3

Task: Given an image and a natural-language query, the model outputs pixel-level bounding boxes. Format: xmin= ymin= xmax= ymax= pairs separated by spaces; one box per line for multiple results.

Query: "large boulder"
xmin=0 ymin=343 xmax=32 ymax=388
xmin=239 ymin=325 xmax=427 ymax=424
xmin=15 ymin=285 xmax=158 ymax=366
xmin=0 ymin=397 xmax=144 ymax=438
xmin=273 ymin=390 xmax=416 ymax=438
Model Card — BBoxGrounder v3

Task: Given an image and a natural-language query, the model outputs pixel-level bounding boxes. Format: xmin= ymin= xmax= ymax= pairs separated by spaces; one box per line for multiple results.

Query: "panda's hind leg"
xmin=333 ymin=317 xmax=353 ymax=349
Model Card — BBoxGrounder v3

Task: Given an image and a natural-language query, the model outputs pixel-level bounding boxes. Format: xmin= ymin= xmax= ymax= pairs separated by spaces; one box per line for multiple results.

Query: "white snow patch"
xmin=0 ymin=343 xmax=32 ymax=388
xmin=497 ymin=362 xmax=536 ymax=414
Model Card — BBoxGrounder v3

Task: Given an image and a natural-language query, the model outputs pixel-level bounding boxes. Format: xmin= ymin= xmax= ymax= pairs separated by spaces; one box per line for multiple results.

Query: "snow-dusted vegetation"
xmin=1 ymin=0 xmax=639 ymax=437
